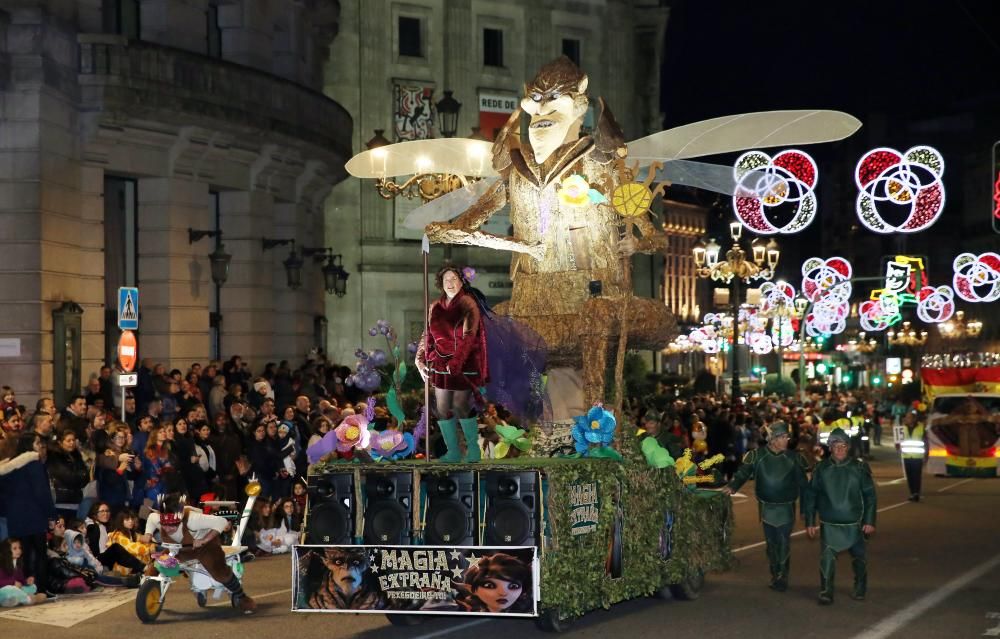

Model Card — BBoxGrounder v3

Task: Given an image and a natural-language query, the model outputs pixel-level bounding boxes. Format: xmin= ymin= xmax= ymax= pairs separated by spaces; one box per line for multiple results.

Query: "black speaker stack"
xmin=306 ymin=469 xmax=540 ymax=548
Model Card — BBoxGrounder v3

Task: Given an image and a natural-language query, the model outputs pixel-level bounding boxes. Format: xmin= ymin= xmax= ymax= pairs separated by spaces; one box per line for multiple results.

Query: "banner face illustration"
xmin=292 ymin=545 xmax=539 ymax=617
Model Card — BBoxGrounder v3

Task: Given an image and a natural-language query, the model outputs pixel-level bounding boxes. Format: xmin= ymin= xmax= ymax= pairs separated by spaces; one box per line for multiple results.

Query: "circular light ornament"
xmin=733 ymin=149 xmax=818 ymax=235
xmin=750 ymin=332 xmax=773 ymax=354
xmin=915 ymin=286 xmax=955 ymax=323
xmin=801 ymin=257 xmax=853 ymax=302
xmin=855 ymin=146 xmax=945 ymax=233
xmin=759 ymin=281 xmax=796 ymax=316
xmin=952 ymin=252 xmax=1000 ymax=303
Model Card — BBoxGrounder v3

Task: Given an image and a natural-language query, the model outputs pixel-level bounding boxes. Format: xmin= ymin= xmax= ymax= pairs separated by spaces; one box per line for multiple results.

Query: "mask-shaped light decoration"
xmin=859 ymin=292 xmax=902 ymax=332
xmin=750 ymin=332 xmax=773 ymax=355
xmin=733 ymin=149 xmax=818 ymax=235
xmin=759 ymin=281 xmax=797 ymax=316
xmin=915 ymin=286 xmax=955 ymax=324
xmin=952 ymin=252 xmax=1000 ymax=303
xmin=855 ymin=146 xmax=946 ymax=233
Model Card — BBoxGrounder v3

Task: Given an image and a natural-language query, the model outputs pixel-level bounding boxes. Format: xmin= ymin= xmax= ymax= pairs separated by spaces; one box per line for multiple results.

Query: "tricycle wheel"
xmin=669 ymin=568 xmax=705 ymax=601
xmin=534 ymin=608 xmax=573 ymax=633
xmin=650 ymin=584 xmax=672 ymax=600
xmin=386 ymin=614 xmax=425 ymax=626
xmin=135 ymin=579 xmax=164 ymax=623
xmin=231 ymin=593 xmax=240 ymax=608
xmin=195 ymin=591 xmax=207 ymax=608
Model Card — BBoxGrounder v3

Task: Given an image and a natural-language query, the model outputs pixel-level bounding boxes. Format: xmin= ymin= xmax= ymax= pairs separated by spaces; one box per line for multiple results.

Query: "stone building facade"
xmin=323 ymin=0 xmax=671 ymax=364
xmin=0 ymin=0 xmax=351 ymax=406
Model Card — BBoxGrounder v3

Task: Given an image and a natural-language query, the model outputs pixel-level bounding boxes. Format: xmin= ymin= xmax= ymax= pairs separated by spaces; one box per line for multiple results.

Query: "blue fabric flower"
xmin=571 ymin=405 xmax=617 ymax=457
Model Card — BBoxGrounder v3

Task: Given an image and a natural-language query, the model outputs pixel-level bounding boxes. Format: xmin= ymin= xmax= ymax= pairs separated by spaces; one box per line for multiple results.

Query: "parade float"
xmin=292 ymin=57 xmax=864 ymax=630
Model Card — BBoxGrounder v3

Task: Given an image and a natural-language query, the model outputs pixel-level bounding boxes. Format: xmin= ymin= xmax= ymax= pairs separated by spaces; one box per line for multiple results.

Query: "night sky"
xmin=658 ymin=0 xmax=1000 ymax=287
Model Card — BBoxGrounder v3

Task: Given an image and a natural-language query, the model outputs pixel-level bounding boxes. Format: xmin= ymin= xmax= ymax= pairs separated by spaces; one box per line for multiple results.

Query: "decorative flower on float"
xmin=570 ymin=404 xmax=621 ymax=460
xmin=371 ymin=428 xmax=415 ymax=461
xmin=557 ymin=174 xmax=607 ymax=208
xmin=334 ymin=414 xmax=372 ymax=453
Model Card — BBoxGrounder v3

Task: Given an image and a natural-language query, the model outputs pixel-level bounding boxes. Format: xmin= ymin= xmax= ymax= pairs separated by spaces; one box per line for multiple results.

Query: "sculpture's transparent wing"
xmin=626 ymin=110 xmax=861 ymax=162
xmin=345 ymin=138 xmax=496 ymax=179
xmin=402 ymin=177 xmax=500 ymax=230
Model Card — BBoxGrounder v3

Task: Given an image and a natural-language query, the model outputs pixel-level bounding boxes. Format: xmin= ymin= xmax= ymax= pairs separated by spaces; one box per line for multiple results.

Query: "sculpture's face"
xmin=521 ymin=77 xmax=589 ymax=163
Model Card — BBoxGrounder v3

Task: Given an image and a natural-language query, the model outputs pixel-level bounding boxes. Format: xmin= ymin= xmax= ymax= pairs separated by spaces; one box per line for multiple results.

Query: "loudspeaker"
xmin=423 ymin=471 xmax=476 ymax=546
xmin=363 ymin=472 xmax=412 ymax=544
xmin=484 ymin=471 xmax=538 ymax=546
xmin=306 ymin=472 xmax=355 ymax=544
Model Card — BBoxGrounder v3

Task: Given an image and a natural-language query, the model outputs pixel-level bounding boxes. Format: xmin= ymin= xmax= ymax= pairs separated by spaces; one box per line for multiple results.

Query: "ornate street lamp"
xmin=189 ymin=228 xmax=232 ymax=286
xmin=692 ymin=222 xmax=780 ymax=400
xmin=436 ymin=90 xmax=462 ymax=138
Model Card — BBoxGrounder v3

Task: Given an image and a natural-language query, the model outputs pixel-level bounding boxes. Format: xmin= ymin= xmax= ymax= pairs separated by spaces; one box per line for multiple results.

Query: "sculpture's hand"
xmin=617 ymin=236 xmax=637 ymax=257
xmin=425 ymin=221 xmax=450 ymax=241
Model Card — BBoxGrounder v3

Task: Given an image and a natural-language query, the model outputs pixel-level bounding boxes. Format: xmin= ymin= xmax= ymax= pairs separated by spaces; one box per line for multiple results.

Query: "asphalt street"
xmin=2 ymin=444 xmax=998 ymax=638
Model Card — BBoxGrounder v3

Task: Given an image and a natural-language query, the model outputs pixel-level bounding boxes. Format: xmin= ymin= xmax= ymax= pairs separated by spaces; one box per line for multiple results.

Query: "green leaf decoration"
xmin=513 ymin=437 xmax=532 ymax=452
xmin=392 ymin=345 xmax=401 ymax=361
xmin=641 ymin=437 xmax=676 ymax=469
xmin=495 ymin=441 xmax=511 ymax=459
xmin=588 ymin=446 xmax=623 ymax=461
xmin=495 ymin=424 xmax=524 ymax=440
xmin=386 ymin=386 xmax=405 ymax=423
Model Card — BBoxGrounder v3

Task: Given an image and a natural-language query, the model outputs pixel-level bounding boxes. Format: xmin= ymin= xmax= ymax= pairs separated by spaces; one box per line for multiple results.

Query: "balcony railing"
xmin=78 ymin=34 xmax=352 ymax=162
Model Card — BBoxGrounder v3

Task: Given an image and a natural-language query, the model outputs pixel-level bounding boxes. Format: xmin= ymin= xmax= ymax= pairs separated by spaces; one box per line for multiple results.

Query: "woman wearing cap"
xmin=415 ymin=264 xmax=489 ymax=462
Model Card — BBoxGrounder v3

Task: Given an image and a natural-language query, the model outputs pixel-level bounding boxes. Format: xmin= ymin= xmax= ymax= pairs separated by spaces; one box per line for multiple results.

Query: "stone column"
xmin=217 ymin=189 xmax=276 ymax=368
xmin=217 ymin=0 xmax=275 ymax=70
xmin=136 ymin=177 xmax=211 ymax=369
xmin=0 ymin=6 xmax=104 ymax=403
xmin=139 ymin=0 xmax=210 ymax=55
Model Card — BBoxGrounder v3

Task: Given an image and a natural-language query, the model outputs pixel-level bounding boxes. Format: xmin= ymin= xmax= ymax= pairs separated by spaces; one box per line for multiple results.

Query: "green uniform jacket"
xmin=804 ymin=456 xmax=877 ymax=550
xmin=728 ymin=447 xmax=810 ymax=527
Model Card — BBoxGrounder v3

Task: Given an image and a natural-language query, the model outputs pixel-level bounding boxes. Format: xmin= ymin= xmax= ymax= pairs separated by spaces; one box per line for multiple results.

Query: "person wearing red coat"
xmin=416 ymin=265 xmax=489 ymax=462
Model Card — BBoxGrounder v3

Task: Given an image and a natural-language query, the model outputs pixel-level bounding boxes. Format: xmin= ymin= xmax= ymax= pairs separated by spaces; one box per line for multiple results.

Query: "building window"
xmin=103 ymin=176 xmax=138 ymax=365
xmin=562 ymin=38 xmax=581 ymax=66
xmin=398 ymin=16 xmax=423 ymax=58
xmin=103 ymin=0 xmax=140 ymax=39
xmin=206 ymin=5 xmax=223 ymax=58
xmin=484 ymin=28 xmax=504 ymax=67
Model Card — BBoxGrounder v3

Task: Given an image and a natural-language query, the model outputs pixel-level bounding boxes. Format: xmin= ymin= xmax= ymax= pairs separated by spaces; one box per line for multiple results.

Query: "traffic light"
xmin=816 ymin=363 xmax=828 ymax=375
xmin=843 ymin=373 xmax=852 ymax=384
xmin=872 ymin=375 xmax=882 ymax=386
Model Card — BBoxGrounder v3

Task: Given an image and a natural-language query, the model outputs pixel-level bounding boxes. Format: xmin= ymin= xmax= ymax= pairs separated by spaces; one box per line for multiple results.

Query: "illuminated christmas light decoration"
xmin=915 ymin=285 xmax=955 ymax=324
xmin=733 ymin=149 xmax=818 ymax=235
xmin=758 ymin=281 xmax=797 ymax=317
xmin=855 ymin=146 xmax=946 ymax=234
xmin=859 ymin=292 xmax=902 ymax=332
xmin=750 ymin=331 xmax=773 ymax=354
xmin=952 ymin=252 xmax=1000 ymax=303
xmin=801 ymin=257 xmax=852 ymax=302
xmin=805 ymin=299 xmax=849 ymax=337
xmin=770 ymin=316 xmax=796 ymax=347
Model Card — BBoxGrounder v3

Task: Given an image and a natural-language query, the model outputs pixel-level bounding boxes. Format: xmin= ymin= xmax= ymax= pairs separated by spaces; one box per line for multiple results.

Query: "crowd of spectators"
xmin=0 ymin=353 xmax=369 ymax=601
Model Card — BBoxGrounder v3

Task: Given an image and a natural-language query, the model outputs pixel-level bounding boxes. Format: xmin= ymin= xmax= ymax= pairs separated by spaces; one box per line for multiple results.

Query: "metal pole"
xmin=423 ymin=249 xmax=431 ymax=460
xmin=121 ymin=386 xmax=126 ymax=423
xmin=731 ymin=277 xmax=741 ymax=401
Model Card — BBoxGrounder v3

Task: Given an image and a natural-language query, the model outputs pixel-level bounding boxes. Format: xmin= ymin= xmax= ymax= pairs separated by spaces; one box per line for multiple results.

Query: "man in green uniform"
xmin=804 ymin=428 xmax=877 ymax=605
xmin=722 ymin=421 xmax=808 ymax=591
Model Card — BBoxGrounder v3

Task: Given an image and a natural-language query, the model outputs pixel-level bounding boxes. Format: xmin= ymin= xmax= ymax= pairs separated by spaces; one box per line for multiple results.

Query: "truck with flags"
xmin=920 ymin=366 xmax=1000 ymax=477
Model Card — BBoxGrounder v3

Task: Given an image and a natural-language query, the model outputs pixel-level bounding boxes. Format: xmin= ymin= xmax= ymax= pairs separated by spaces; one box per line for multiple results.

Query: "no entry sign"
xmin=118 ymin=330 xmax=137 ymax=372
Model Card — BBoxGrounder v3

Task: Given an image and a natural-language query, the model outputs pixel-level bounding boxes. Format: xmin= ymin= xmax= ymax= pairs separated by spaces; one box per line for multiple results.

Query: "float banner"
xmin=292 ymin=545 xmax=539 ymax=617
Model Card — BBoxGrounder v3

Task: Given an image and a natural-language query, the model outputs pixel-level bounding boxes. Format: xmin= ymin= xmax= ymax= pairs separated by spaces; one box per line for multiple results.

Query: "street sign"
xmin=118 ymin=373 xmax=138 ymax=387
xmin=118 ymin=287 xmax=139 ymax=330
xmin=893 ymin=425 xmax=906 ymax=444
xmin=118 ymin=330 xmax=137 ymax=373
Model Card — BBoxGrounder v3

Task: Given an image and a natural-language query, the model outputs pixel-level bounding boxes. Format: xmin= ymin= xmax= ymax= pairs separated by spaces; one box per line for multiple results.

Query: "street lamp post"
xmin=693 ymin=223 xmax=780 ymax=402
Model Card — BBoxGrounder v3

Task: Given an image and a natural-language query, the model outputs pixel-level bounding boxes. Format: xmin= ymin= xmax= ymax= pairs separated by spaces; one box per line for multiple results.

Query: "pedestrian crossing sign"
xmin=118 ymin=287 xmax=139 ymax=330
